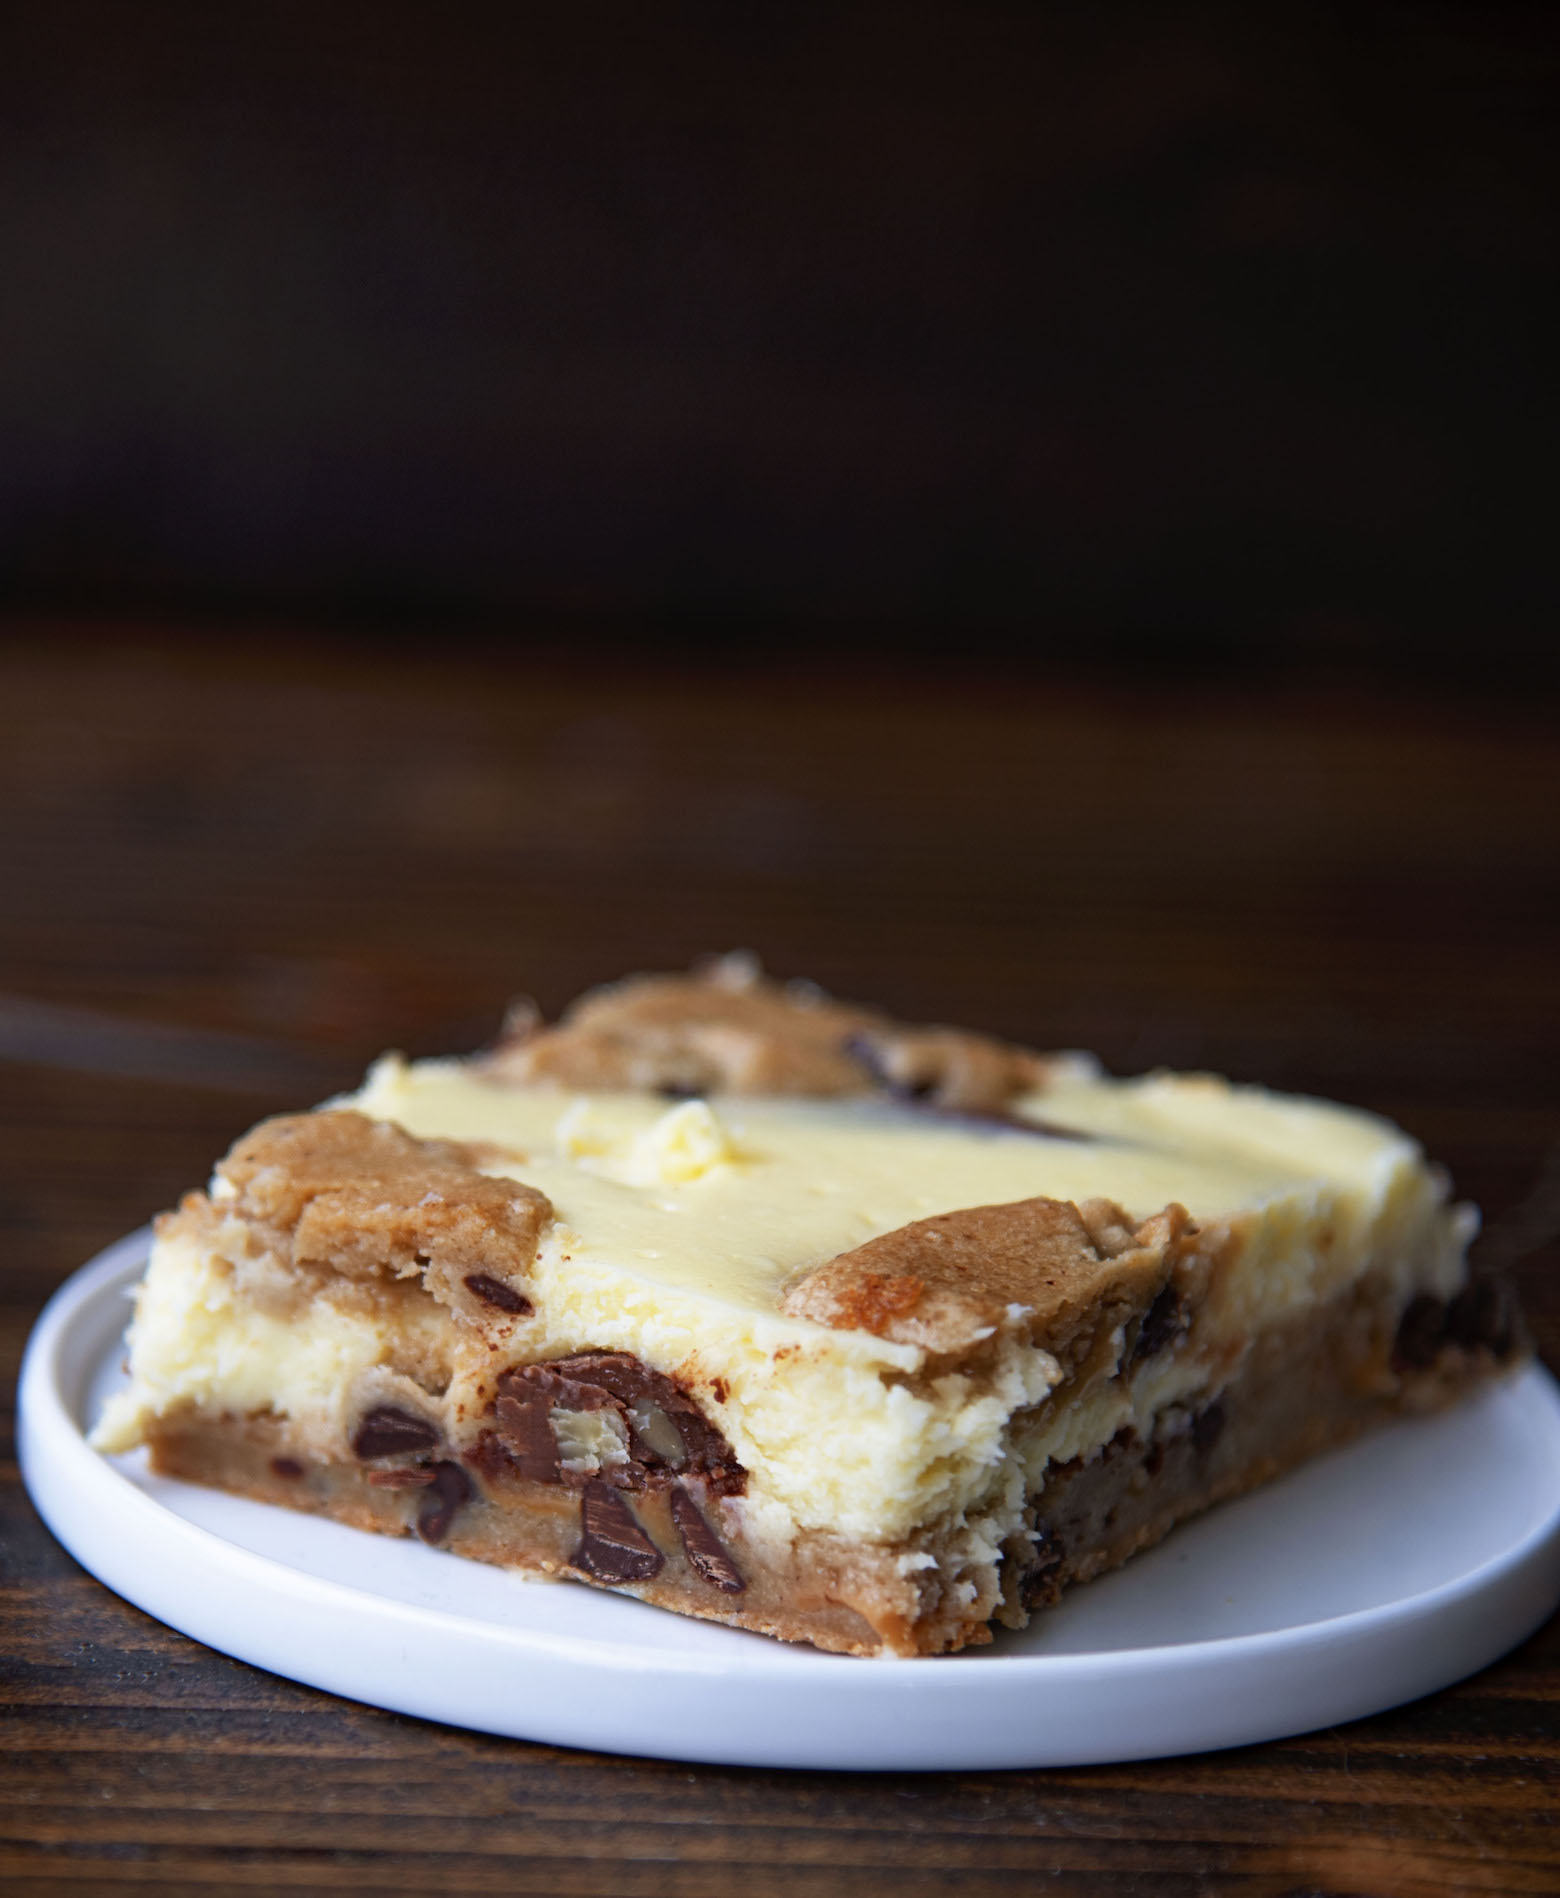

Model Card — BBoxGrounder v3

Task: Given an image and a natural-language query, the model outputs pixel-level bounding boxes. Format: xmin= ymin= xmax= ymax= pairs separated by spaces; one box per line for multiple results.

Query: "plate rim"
xmin=19 ymin=1228 xmax=1560 ymax=1765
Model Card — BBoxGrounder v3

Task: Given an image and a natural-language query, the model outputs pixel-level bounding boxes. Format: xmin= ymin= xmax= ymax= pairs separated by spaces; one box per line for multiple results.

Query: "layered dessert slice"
xmin=92 ymin=960 xmax=1523 ymax=1656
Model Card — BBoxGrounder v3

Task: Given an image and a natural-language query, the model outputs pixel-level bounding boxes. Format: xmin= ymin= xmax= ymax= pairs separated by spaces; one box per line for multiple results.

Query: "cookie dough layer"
xmin=92 ymin=964 xmax=1522 ymax=1654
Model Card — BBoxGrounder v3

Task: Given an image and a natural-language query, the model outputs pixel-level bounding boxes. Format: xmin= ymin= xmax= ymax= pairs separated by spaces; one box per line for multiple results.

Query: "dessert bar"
xmin=94 ymin=959 xmax=1522 ymax=1655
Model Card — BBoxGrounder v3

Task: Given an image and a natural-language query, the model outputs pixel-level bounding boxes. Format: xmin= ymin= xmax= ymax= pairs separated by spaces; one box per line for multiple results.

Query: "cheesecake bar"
xmin=92 ymin=959 xmax=1523 ymax=1656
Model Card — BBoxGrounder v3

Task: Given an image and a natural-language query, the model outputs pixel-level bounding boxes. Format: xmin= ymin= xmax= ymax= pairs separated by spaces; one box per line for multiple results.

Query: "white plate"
xmin=19 ymin=1229 xmax=1560 ymax=1771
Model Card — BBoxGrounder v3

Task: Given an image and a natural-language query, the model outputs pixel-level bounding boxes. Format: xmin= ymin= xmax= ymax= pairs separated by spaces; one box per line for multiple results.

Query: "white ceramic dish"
xmin=19 ymin=1229 xmax=1560 ymax=1771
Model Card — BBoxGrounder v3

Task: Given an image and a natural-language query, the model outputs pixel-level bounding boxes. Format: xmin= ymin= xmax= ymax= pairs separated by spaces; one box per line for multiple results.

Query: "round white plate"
xmin=19 ymin=1230 xmax=1560 ymax=1771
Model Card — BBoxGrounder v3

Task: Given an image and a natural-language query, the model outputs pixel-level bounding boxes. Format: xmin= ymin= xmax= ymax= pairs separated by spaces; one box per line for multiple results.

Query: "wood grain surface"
xmin=2 ymin=630 xmax=1557 ymax=1897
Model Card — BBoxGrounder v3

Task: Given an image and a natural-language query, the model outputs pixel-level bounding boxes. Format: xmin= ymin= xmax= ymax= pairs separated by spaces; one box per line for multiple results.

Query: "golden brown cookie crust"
xmin=781 ymin=1195 xmax=1200 ymax=1360
xmin=216 ymin=1109 xmax=552 ymax=1319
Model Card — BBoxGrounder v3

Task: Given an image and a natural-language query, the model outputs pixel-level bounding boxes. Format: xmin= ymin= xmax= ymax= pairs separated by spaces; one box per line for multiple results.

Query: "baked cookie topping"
xmin=485 ymin=952 xmax=1050 ymax=1109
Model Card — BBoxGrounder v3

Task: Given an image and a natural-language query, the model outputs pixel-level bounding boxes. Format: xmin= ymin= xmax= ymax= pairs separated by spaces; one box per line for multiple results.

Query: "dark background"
xmin=1 ymin=0 xmax=1556 ymax=676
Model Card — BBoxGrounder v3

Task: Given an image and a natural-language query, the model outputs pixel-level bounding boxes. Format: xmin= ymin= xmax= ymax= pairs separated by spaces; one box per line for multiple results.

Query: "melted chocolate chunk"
xmin=352 ymin=1405 xmax=441 ymax=1460
xmin=416 ymin=1461 xmax=473 ymax=1544
xmin=463 ymin=1272 xmax=534 ymax=1316
xmin=1133 ymin=1283 xmax=1184 ymax=1361
xmin=491 ymin=1353 xmax=746 ymax=1495
xmin=572 ymin=1479 xmax=664 ymax=1583
xmin=1392 ymin=1294 xmax=1446 ymax=1372
xmin=670 ymin=1486 xmax=745 ymax=1593
xmin=1019 ymin=1527 xmax=1067 ymax=1609
xmin=269 ymin=1456 xmax=304 ymax=1480
xmin=494 ymin=1384 xmax=563 ymax=1484
xmin=1393 ymin=1277 xmax=1520 ymax=1376
xmin=556 ymin=1353 xmax=744 ymax=1489
xmin=494 ymin=1363 xmax=626 ymax=1486
xmin=1191 ymin=1400 xmax=1226 ymax=1456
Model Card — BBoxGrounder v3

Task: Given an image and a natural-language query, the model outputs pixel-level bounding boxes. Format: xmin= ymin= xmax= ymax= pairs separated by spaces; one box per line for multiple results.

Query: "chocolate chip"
xmin=493 ymin=1363 xmax=631 ymax=1490
xmin=463 ymin=1272 xmax=534 ymax=1316
xmin=1445 ymin=1275 xmax=1517 ymax=1357
xmin=416 ymin=1462 xmax=473 ymax=1544
xmin=531 ymin=1352 xmax=746 ymax=1493
xmin=494 ymin=1385 xmax=563 ymax=1484
xmin=1133 ymin=1283 xmax=1184 ymax=1361
xmin=1191 ymin=1400 xmax=1225 ymax=1456
xmin=488 ymin=1356 xmax=746 ymax=1496
xmin=352 ymin=1405 xmax=441 ymax=1460
xmin=502 ymin=1364 xmax=622 ymax=1413
xmin=367 ymin=1466 xmax=437 ymax=1488
xmin=1392 ymin=1294 xmax=1446 ymax=1372
xmin=270 ymin=1456 xmax=304 ymax=1480
xmin=1143 ymin=1440 xmax=1166 ymax=1478
xmin=670 ymin=1486 xmax=745 ymax=1593
xmin=1020 ymin=1527 xmax=1066 ymax=1609
xmin=572 ymin=1479 xmax=664 ymax=1583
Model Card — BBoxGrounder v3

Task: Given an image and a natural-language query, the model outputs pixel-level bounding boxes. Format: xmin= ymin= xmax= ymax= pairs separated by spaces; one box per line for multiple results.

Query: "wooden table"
xmin=3 ymin=631 xmax=1556 ymax=1896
